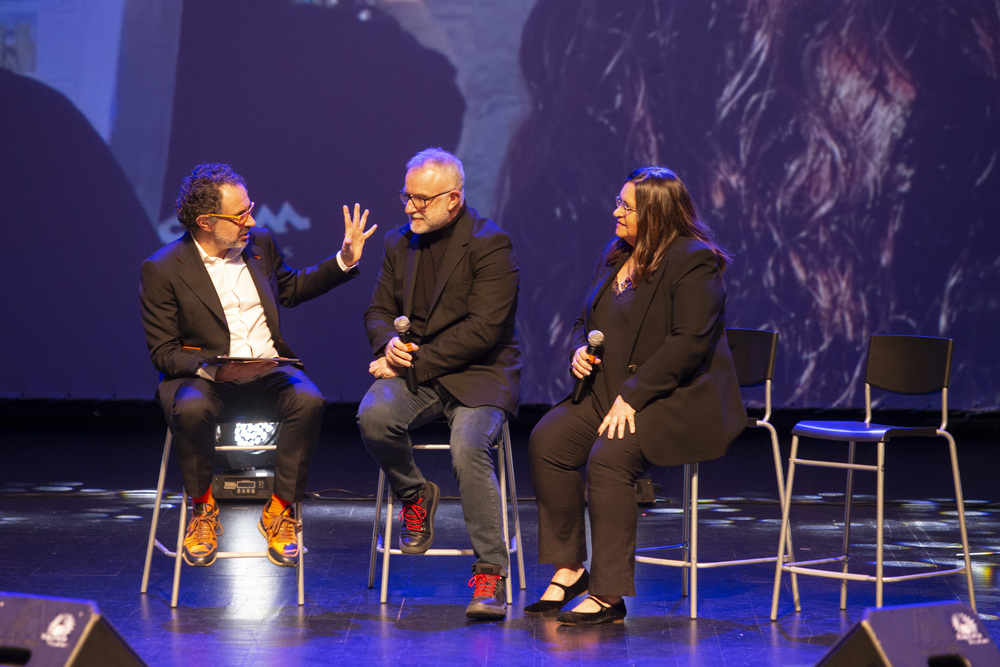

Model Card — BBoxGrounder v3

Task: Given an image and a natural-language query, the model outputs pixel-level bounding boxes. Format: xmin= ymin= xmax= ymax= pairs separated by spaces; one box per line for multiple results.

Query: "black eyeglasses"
xmin=615 ymin=196 xmax=636 ymax=216
xmin=398 ymin=189 xmax=454 ymax=208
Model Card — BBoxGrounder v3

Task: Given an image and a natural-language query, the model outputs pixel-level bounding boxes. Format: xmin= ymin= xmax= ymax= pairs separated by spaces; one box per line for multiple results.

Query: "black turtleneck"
xmin=410 ymin=214 xmax=459 ymax=339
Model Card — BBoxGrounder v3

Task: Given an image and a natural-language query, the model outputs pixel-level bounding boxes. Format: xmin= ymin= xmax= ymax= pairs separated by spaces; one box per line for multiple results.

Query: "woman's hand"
xmin=570 ymin=345 xmax=602 ymax=379
xmin=598 ymin=395 xmax=636 ymax=439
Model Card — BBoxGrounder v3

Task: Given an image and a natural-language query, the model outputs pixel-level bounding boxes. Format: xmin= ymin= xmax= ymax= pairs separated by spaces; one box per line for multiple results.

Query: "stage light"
xmin=214 ymin=422 xmax=279 ymax=470
xmin=212 ymin=422 xmax=279 ymax=501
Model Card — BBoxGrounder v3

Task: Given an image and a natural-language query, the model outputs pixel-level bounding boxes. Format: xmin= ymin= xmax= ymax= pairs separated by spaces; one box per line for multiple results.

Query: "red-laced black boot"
xmin=398 ymin=480 xmax=439 ymax=554
xmin=466 ymin=562 xmax=507 ymax=620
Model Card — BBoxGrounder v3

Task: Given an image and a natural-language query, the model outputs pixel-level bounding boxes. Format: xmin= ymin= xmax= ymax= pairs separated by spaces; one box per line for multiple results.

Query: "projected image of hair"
xmin=498 ymin=0 xmax=1000 ymax=409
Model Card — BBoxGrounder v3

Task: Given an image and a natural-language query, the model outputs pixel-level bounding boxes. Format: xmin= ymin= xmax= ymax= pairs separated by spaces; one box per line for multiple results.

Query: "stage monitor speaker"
xmin=0 ymin=592 xmax=145 ymax=667
xmin=817 ymin=601 xmax=998 ymax=666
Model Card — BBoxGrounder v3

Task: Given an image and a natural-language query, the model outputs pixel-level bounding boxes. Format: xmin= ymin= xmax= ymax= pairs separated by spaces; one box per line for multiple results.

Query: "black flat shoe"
xmin=556 ymin=596 xmax=627 ymax=625
xmin=524 ymin=570 xmax=590 ymax=613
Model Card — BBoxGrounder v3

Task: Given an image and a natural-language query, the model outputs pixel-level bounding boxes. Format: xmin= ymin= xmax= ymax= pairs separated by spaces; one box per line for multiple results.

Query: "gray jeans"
xmin=357 ymin=378 xmax=509 ymax=574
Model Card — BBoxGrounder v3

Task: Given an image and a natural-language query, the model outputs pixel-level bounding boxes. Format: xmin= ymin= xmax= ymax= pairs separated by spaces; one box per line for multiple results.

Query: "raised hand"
xmin=341 ymin=203 xmax=376 ymax=266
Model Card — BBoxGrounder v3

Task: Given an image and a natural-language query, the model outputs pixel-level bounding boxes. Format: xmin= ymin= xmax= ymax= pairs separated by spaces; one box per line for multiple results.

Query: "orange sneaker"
xmin=182 ymin=501 xmax=222 ymax=566
xmin=257 ymin=499 xmax=281 ymax=538
xmin=260 ymin=503 xmax=300 ymax=567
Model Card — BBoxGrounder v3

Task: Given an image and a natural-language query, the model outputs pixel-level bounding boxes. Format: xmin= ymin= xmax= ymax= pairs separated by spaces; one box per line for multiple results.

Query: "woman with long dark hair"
xmin=526 ymin=167 xmax=746 ymax=624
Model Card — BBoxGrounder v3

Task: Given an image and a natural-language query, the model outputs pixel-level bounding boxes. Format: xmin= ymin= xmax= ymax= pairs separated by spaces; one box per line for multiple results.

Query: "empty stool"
xmin=770 ymin=334 xmax=975 ymax=619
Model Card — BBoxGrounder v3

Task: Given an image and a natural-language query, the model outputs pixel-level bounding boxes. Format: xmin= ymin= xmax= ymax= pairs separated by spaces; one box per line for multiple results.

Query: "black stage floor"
xmin=1 ymin=402 xmax=997 ymax=666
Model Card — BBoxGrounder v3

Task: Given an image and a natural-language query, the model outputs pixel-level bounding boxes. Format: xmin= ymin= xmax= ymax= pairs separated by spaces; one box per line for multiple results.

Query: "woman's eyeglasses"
xmin=615 ymin=196 xmax=636 ymax=215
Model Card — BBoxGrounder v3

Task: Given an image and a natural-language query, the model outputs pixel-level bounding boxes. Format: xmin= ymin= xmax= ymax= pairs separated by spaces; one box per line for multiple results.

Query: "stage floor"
xmin=1 ymin=403 xmax=997 ymax=666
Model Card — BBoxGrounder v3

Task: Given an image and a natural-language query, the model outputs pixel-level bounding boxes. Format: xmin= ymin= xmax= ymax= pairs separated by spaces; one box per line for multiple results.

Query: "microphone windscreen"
xmin=587 ymin=330 xmax=605 ymax=347
xmin=393 ymin=316 xmax=411 ymax=334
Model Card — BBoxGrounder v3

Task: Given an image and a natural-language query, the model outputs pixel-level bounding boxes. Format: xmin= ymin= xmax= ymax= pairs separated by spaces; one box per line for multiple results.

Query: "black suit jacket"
xmin=574 ymin=237 xmax=746 ymax=466
xmin=140 ymin=228 xmax=357 ymax=409
xmin=364 ymin=206 xmax=521 ymax=416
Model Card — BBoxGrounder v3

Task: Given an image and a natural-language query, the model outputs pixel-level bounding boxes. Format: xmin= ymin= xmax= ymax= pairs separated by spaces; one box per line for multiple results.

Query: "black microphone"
xmin=570 ymin=330 xmax=605 ymax=404
xmin=393 ymin=316 xmax=419 ymax=393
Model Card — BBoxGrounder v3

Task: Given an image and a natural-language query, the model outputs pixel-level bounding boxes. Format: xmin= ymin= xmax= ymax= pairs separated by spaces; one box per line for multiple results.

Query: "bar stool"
xmin=139 ymin=425 xmax=305 ymax=608
xmin=770 ymin=334 xmax=975 ymax=619
xmin=635 ymin=328 xmax=797 ymax=618
xmin=367 ymin=420 xmax=525 ymax=603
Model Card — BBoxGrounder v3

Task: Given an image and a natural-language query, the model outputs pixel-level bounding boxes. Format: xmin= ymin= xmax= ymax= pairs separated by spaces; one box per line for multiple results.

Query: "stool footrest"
xmin=141 ymin=427 xmax=306 ymax=608
xmin=368 ymin=420 xmax=526 ymax=603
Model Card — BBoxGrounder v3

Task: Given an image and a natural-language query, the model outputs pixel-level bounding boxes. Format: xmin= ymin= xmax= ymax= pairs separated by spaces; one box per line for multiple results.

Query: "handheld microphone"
xmin=570 ymin=329 xmax=605 ymax=404
xmin=393 ymin=316 xmax=419 ymax=393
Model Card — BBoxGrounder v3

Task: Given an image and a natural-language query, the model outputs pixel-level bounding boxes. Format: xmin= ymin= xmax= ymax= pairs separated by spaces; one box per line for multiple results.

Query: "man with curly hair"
xmin=140 ymin=163 xmax=375 ymax=568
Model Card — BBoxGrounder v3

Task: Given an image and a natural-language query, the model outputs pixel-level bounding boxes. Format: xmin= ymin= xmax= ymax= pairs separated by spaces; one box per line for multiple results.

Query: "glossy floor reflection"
xmin=1 ymin=404 xmax=997 ymax=666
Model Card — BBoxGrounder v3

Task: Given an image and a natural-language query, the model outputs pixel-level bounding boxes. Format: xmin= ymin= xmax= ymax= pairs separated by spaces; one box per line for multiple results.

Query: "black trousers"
xmin=163 ymin=367 xmax=325 ymax=503
xmin=529 ymin=397 xmax=652 ymax=597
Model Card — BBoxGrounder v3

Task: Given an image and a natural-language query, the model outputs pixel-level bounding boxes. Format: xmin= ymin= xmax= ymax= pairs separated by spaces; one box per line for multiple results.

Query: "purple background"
xmin=2 ymin=0 xmax=998 ymax=411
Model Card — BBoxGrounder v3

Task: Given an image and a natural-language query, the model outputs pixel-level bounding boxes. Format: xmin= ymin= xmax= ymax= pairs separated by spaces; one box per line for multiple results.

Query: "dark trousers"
xmin=529 ymin=397 xmax=651 ymax=597
xmin=162 ymin=366 xmax=325 ymax=503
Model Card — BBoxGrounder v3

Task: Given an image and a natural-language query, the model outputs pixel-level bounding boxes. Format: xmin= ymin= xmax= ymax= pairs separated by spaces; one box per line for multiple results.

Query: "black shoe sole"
xmin=267 ymin=549 xmax=298 ymax=568
xmin=398 ymin=541 xmax=434 ymax=554
xmin=182 ymin=549 xmax=217 ymax=567
xmin=466 ymin=607 xmax=508 ymax=620
xmin=466 ymin=598 xmax=508 ymax=620
xmin=556 ymin=598 xmax=627 ymax=625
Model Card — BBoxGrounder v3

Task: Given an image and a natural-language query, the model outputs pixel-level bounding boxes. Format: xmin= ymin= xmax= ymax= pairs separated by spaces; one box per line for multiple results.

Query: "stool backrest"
xmin=727 ymin=328 xmax=779 ymax=387
xmin=727 ymin=328 xmax=779 ymax=423
xmin=866 ymin=335 xmax=953 ymax=394
xmin=864 ymin=334 xmax=954 ymax=428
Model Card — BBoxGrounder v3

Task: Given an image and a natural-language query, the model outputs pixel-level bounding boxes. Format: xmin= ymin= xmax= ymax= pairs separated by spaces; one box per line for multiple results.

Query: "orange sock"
xmin=193 ymin=489 xmax=214 ymax=505
xmin=269 ymin=494 xmax=291 ymax=512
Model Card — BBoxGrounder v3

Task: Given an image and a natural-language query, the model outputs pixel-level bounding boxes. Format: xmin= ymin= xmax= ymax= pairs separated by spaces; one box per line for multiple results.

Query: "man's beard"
xmin=214 ymin=226 xmax=248 ymax=251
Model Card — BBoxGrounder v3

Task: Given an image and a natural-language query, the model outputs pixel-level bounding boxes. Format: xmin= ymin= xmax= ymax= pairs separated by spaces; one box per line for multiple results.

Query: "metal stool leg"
xmin=766 ymin=421 xmax=798 ymax=603
xmin=171 ymin=489 xmax=187 ymax=608
xmin=688 ymin=463 xmax=699 ymax=619
xmin=840 ymin=442 xmax=857 ymax=610
xmin=381 ymin=476 xmax=394 ymax=604
xmin=771 ymin=436 xmax=800 ymax=620
xmin=946 ymin=433 xmax=976 ymax=612
xmin=497 ymin=431 xmax=513 ymax=604
xmin=501 ymin=422 xmax=526 ymax=590
xmin=368 ymin=469 xmax=386 ymax=589
xmin=875 ymin=442 xmax=885 ymax=608
xmin=681 ymin=465 xmax=692 ymax=598
xmin=296 ymin=501 xmax=305 ymax=606
xmin=141 ymin=430 xmax=172 ymax=594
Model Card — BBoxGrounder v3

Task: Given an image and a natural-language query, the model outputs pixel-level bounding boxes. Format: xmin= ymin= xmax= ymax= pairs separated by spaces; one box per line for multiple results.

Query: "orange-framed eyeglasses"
xmin=210 ymin=202 xmax=255 ymax=226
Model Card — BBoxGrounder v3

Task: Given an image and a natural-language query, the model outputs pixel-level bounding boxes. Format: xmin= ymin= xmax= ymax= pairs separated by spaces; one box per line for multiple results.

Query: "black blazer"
xmin=574 ymin=237 xmax=746 ymax=466
xmin=364 ymin=206 xmax=521 ymax=416
xmin=140 ymin=228 xmax=357 ymax=409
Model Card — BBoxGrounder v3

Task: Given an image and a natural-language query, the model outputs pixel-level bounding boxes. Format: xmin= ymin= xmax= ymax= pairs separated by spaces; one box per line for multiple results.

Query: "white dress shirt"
xmin=192 ymin=238 xmax=354 ymax=381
